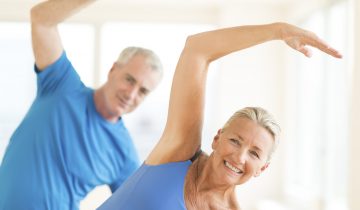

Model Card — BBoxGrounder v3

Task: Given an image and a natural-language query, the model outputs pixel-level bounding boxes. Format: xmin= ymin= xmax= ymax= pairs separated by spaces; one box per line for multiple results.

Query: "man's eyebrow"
xmin=125 ymin=73 xmax=136 ymax=82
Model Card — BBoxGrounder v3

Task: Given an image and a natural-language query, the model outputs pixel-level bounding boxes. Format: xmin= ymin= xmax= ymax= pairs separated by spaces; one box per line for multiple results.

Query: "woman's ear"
xmin=211 ymin=129 xmax=222 ymax=150
xmin=254 ymin=162 xmax=270 ymax=177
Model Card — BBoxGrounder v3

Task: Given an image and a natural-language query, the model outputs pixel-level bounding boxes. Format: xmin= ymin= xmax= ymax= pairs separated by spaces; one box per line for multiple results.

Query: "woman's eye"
xmin=250 ymin=151 xmax=259 ymax=158
xmin=230 ymin=139 xmax=240 ymax=145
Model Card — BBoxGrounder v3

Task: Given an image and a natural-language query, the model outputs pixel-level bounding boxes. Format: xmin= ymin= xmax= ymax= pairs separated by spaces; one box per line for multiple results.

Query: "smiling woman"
xmin=204 ymin=110 xmax=277 ymax=186
xmin=97 ymin=22 xmax=341 ymax=210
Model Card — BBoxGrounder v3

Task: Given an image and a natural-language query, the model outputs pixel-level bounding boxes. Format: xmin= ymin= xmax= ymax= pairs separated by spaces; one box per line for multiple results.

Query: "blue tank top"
xmin=98 ymin=160 xmax=192 ymax=210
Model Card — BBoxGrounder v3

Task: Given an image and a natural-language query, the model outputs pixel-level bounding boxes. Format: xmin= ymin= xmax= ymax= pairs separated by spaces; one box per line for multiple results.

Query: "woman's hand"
xmin=279 ymin=22 xmax=342 ymax=58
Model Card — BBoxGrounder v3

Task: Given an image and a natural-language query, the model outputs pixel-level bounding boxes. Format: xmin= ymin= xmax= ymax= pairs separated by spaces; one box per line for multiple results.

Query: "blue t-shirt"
xmin=0 ymin=52 xmax=140 ymax=210
xmin=97 ymin=160 xmax=192 ymax=210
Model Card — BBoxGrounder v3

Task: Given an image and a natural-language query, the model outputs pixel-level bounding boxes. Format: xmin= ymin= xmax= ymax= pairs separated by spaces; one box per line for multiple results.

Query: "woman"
xmin=98 ymin=22 xmax=342 ymax=210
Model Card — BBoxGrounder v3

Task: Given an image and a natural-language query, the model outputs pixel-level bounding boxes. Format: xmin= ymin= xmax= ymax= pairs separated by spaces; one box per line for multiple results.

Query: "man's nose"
xmin=124 ymin=86 xmax=138 ymax=101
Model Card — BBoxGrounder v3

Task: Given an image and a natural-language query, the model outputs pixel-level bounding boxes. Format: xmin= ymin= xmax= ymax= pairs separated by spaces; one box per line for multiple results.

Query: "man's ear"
xmin=254 ymin=162 xmax=270 ymax=177
xmin=108 ymin=63 xmax=117 ymax=78
xmin=211 ymin=129 xmax=222 ymax=150
xmin=108 ymin=62 xmax=123 ymax=79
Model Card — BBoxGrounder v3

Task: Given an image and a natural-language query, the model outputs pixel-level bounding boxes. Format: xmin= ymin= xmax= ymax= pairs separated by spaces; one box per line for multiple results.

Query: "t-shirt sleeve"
xmin=35 ymin=51 xmax=84 ymax=97
xmin=109 ymin=155 xmax=140 ymax=193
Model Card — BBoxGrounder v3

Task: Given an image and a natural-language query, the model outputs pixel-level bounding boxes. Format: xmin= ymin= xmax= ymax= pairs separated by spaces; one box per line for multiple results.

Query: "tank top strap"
xmin=190 ymin=148 xmax=202 ymax=162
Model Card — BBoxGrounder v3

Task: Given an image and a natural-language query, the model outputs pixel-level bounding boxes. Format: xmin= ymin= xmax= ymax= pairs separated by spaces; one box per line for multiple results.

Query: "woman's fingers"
xmin=322 ymin=46 xmax=343 ymax=58
xmin=307 ymin=34 xmax=343 ymax=58
xmin=285 ymin=33 xmax=342 ymax=58
xmin=299 ymin=46 xmax=312 ymax=58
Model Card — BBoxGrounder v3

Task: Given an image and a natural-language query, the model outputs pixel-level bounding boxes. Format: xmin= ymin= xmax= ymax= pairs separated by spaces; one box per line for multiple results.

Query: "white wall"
xmin=348 ymin=0 xmax=360 ymax=209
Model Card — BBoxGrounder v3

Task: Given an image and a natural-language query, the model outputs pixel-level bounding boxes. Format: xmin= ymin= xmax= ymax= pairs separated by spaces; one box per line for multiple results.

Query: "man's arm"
xmin=30 ymin=0 xmax=95 ymax=71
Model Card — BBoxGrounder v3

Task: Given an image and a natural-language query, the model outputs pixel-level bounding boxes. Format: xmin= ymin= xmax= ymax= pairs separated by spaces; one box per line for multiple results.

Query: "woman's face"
xmin=210 ymin=117 xmax=274 ymax=186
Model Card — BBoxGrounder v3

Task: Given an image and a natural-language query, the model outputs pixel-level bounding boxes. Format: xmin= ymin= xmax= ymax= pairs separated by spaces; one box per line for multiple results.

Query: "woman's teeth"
xmin=224 ymin=161 xmax=242 ymax=174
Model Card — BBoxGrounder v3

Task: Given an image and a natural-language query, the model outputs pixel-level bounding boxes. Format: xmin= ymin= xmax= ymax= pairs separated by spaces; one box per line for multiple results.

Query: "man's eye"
xmin=139 ymin=89 xmax=148 ymax=96
xmin=230 ymin=139 xmax=240 ymax=145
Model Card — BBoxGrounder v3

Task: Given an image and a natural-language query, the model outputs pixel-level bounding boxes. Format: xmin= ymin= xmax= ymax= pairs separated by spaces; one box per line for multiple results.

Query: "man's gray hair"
xmin=116 ymin=46 xmax=163 ymax=75
xmin=222 ymin=107 xmax=281 ymax=161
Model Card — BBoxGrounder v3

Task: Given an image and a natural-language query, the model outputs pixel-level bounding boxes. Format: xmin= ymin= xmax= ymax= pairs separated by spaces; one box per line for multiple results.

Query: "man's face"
xmin=104 ymin=54 xmax=162 ymax=118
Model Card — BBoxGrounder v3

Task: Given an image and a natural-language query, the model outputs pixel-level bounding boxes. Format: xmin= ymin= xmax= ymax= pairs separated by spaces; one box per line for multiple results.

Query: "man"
xmin=0 ymin=0 xmax=163 ymax=209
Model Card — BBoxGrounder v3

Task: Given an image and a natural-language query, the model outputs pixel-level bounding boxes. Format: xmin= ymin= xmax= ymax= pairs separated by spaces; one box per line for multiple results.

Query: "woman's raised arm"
xmin=146 ymin=22 xmax=341 ymax=165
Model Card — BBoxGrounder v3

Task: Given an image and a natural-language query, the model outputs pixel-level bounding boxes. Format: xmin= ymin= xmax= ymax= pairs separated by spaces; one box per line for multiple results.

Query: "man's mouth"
xmin=118 ymin=97 xmax=129 ymax=108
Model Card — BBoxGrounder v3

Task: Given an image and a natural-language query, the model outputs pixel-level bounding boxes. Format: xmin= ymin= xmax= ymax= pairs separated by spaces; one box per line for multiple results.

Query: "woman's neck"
xmin=185 ymin=154 xmax=239 ymax=210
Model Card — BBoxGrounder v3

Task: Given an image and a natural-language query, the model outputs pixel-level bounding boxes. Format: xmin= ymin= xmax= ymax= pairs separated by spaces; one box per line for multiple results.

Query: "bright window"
xmin=0 ymin=22 xmax=34 ymax=162
xmin=285 ymin=1 xmax=349 ymax=210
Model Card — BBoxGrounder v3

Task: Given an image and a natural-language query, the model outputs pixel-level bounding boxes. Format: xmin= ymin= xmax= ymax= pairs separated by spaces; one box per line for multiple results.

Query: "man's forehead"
xmin=125 ymin=71 xmax=161 ymax=90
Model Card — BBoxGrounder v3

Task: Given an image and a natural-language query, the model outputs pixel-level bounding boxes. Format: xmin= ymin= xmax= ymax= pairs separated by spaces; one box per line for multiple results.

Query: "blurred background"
xmin=0 ymin=0 xmax=359 ymax=210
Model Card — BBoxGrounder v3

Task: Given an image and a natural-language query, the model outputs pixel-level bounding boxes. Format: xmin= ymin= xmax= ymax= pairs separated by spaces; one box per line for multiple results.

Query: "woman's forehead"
xmin=224 ymin=118 xmax=274 ymax=147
